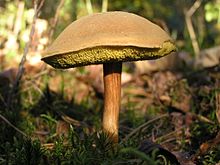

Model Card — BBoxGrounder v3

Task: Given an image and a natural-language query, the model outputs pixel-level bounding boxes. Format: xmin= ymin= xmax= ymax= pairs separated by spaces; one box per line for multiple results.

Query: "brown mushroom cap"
xmin=42 ymin=11 xmax=176 ymax=68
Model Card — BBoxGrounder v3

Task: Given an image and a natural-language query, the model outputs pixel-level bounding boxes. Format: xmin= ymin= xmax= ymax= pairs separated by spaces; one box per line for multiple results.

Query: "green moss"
xmin=42 ymin=41 xmax=176 ymax=69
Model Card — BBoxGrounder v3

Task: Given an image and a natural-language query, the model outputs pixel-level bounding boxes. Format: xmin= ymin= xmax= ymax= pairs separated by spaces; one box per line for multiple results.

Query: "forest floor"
xmin=0 ymin=56 xmax=220 ymax=164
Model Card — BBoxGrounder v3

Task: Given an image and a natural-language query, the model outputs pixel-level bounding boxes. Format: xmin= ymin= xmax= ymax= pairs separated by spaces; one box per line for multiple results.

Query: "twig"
xmin=159 ymin=137 xmax=176 ymax=145
xmin=0 ymin=114 xmax=27 ymax=137
xmin=123 ymin=114 xmax=169 ymax=142
xmin=7 ymin=0 xmax=45 ymax=108
xmin=155 ymin=126 xmax=186 ymax=143
xmin=184 ymin=0 xmax=201 ymax=57
xmin=56 ymin=111 xmax=88 ymax=127
xmin=187 ymin=0 xmax=202 ymax=17
xmin=85 ymin=0 xmax=93 ymax=15
xmin=195 ymin=114 xmax=215 ymax=124
xmin=48 ymin=0 xmax=65 ymax=44
xmin=101 ymin=0 xmax=108 ymax=12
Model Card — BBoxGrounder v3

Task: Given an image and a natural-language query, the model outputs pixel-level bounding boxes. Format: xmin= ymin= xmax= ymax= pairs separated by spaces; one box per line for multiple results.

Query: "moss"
xmin=42 ymin=41 xmax=176 ymax=69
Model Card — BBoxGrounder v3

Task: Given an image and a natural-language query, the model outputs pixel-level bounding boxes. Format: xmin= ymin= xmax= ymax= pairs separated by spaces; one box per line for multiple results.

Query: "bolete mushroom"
xmin=41 ymin=11 xmax=176 ymax=143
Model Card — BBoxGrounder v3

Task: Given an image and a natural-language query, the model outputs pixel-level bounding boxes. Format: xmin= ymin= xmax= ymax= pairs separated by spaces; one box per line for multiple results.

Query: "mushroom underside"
xmin=42 ymin=41 xmax=176 ymax=69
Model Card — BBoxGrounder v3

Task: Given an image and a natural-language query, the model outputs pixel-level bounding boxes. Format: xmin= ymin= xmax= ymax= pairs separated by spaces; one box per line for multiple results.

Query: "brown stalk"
xmin=103 ymin=62 xmax=122 ymax=143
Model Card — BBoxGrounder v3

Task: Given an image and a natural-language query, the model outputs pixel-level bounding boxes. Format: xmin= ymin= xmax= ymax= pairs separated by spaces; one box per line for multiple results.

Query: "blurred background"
xmin=0 ymin=0 xmax=220 ymax=164
xmin=1 ymin=0 xmax=220 ymax=71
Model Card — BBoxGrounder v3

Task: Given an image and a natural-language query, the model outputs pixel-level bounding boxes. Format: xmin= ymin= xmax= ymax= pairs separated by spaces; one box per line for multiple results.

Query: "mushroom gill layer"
xmin=42 ymin=41 xmax=176 ymax=69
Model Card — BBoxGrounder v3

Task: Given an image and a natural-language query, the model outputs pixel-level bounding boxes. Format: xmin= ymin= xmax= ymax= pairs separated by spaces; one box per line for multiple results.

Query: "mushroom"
xmin=41 ymin=11 xmax=176 ymax=143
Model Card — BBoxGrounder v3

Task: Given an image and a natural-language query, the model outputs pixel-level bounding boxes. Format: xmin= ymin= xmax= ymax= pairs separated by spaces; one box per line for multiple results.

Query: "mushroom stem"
xmin=103 ymin=62 xmax=122 ymax=143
